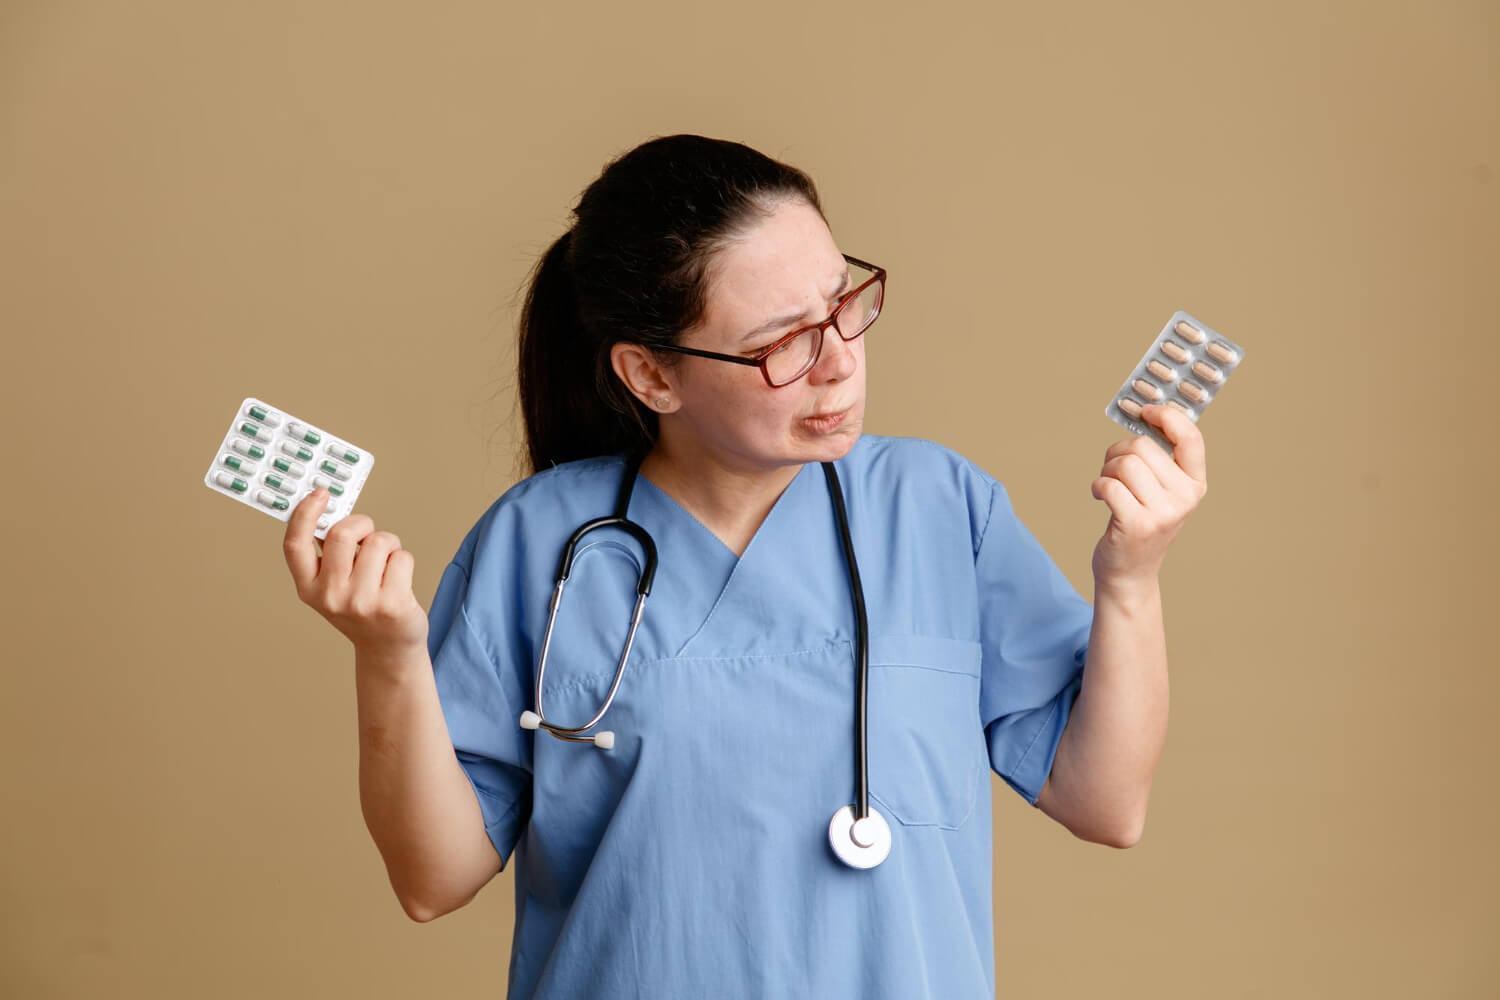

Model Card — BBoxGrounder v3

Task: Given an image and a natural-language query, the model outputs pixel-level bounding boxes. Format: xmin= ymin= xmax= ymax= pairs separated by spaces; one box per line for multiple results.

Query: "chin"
xmin=798 ymin=419 xmax=863 ymax=462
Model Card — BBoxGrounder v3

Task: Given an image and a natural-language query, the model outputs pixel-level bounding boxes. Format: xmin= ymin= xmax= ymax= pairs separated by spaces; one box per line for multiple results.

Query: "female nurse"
xmin=282 ymin=133 xmax=1207 ymax=999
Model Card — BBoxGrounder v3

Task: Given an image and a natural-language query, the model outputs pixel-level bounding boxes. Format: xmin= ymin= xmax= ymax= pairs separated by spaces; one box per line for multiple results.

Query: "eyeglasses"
xmin=654 ymin=253 xmax=886 ymax=388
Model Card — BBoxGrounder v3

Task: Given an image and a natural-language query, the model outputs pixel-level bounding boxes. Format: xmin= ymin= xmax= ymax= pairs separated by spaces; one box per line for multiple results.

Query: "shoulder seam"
xmin=502 ymin=453 xmax=625 ymax=496
xmin=456 ymin=587 xmax=499 ymax=678
xmin=974 ymin=478 xmax=998 ymax=558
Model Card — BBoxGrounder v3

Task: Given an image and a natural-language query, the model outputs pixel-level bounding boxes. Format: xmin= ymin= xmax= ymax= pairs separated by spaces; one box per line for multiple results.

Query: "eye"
xmin=746 ymin=288 xmax=848 ymax=357
xmin=748 ymin=333 xmax=804 ymax=359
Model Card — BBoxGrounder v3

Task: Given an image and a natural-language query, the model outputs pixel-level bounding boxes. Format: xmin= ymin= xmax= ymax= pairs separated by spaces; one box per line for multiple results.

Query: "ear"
xmin=609 ymin=341 xmax=678 ymax=411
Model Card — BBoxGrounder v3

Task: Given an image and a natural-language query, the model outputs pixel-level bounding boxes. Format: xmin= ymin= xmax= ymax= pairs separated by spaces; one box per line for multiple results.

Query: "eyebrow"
xmin=739 ymin=267 xmax=853 ymax=343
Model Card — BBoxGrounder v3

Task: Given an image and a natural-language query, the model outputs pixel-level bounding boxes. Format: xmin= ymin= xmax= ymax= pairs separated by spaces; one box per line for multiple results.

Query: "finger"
xmin=320 ymin=513 xmax=376 ymax=583
xmin=283 ymin=487 xmax=330 ymax=590
xmin=350 ymin=530 xmax=402 ymax=598
xmin=383 ymin=547 xmax=415 ymax=597
xmin=1139 ymin=404 xmax=1207 ymax=486
xmin=1102 ymin=452 xmax=1169 ymax=508
xmin=1110 ymin=434 xmax=1194 ymax=497
xmin=1092 ymin=474 xmax=1142 ymax=521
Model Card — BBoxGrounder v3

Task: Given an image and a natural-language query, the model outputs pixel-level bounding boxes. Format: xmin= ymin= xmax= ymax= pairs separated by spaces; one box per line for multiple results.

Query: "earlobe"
xmin=609 ymin=340 xmax=676 ymax=412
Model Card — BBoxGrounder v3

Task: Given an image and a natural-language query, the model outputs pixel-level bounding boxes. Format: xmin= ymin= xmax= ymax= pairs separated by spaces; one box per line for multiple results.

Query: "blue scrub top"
xmin=426 ymin=433 xmax=1093 ymax=999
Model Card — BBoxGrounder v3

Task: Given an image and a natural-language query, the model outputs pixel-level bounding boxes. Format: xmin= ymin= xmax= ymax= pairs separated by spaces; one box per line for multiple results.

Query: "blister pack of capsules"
xmin=1106 ymin=310 xmax=1245 ymax=456
xmin=202 ymin=397 xmax=375 ymax=540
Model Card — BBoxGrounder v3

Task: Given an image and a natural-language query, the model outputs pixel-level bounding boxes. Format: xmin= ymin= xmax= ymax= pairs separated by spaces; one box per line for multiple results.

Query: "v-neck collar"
xmin=627 ymin=460 xmax=825 ymax=658
xmin=634 ymin=460 xmax=816 ymax=565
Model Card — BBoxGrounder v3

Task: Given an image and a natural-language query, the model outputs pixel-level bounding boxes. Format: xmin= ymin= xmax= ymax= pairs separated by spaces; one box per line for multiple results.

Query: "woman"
xmin=283 ymin=133 xmax=1204 ymax=998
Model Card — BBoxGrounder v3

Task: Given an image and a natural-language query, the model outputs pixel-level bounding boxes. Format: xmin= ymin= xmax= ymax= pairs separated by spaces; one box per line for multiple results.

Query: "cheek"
xmin=695 ymin=372 xmax=776 ymax=419
xmin=715 ymin=380 xmax=802 ymax=431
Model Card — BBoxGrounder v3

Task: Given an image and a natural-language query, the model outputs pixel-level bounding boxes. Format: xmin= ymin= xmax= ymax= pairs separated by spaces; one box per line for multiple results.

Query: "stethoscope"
xmin=517 ymin=452 xmax=891 ymax=869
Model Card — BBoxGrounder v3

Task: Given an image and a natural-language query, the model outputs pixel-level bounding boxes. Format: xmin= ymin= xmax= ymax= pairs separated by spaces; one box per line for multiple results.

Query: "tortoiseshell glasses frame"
xmin=652 ymin=253 xmax=886 ymax=388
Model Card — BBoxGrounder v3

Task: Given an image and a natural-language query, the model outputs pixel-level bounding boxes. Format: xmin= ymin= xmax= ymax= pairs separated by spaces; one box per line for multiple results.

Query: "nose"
xmin=810 ymin=324 xmax=859 ymax=384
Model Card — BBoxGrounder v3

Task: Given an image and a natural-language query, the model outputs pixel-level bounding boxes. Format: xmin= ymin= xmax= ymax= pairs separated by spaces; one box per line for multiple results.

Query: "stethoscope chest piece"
xmin=828 ymin=804 xmax=891 ymax=869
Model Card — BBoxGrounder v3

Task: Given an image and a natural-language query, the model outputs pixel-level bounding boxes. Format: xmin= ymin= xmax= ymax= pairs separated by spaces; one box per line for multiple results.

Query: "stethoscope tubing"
xmin=820 ymin=460 xmax=871 ymax=821
xmin=531 ymin=509 xmax=657 ymax=743
xmin=523 ymin=453 xmax=880 ymax=850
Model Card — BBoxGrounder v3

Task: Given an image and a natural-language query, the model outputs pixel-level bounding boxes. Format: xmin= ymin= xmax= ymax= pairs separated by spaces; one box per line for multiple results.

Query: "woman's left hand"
xmin=1090 ymin=403 xmax=1208 ymax=590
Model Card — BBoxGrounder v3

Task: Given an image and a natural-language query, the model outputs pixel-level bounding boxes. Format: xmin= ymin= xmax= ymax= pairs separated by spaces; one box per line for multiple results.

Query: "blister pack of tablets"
xmin=1106 ymin=310 xmax=1245 ymax=456
xmin=202 ymin=397 xmax=375 ymax=540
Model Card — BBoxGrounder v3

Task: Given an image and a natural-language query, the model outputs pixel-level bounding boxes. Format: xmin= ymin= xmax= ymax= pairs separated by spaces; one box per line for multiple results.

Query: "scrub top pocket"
xmin=866 ymin=634 xmax=986 ymax=830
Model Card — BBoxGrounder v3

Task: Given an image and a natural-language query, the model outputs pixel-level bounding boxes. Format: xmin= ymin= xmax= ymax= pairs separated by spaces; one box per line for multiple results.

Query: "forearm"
xmin=1049 ymin=577 xmax=1169 ymax=845
xmin=354 ymin=642 xmax=499 ymax=918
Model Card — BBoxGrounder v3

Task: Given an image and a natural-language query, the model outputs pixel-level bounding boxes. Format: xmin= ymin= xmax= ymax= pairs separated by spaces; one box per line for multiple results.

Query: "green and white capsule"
xmin=326 ymin=442 xmax=361 ymax=464
xmin=279 ymin=440 xmax=314 ymax=462
xmin=212 ymin=471 xmax=249 ymax=493
xmin=316 ymin=515 xmax=333 ymax=531
xmin=318 ymin=459 xmax=352 ymax=482
xmin=245 ymin=404 xmax=282 ymax=427
xmin=255 ymin=489 xmax=290 ymax=512
xmin=220 ymin=453 xmax=257 ymax=475
xmin=312 ymin=474 xmax=345 ymax=497
xmin=287 ymin=421 xmax=321 ymax=445
xmin=229 ymin=438 xmax=266 ymax=460
xmin=237 ymin=421 xmax=273 ymax=443
xmin=271 ymin=456 xmax=306 ymax=477
xmin=263 ymin=473 xmax=297 ymax=495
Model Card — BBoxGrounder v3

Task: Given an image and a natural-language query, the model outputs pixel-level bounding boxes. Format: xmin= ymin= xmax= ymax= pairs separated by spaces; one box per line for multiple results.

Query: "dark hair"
xmin=516 ymin=134 xmax=825 ymax=475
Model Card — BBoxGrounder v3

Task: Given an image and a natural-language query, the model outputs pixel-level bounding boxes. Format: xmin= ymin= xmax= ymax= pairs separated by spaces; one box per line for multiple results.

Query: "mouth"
xmin=802 ymin=405 xmax=853 ymax=432
xmin=806 ymin=402 xmax=855 ymax=419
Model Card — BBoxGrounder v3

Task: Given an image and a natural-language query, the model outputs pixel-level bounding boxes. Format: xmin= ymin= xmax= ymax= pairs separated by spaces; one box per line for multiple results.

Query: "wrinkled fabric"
xmin=426 ymin=434 xmax=1093 ymax=999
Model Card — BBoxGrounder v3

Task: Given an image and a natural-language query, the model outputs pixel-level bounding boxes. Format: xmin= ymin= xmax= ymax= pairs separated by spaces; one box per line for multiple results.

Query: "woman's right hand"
xmin=283 ymin=487 xmax=429 ymax=653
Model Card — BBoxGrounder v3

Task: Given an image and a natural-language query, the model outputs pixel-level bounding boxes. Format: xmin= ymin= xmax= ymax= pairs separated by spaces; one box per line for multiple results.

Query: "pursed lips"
xmin=806 ymin=404 xmax=854 ymax=419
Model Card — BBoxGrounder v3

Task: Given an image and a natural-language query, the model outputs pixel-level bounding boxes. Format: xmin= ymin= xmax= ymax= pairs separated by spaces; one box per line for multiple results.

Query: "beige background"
xmin=3 ymin=0 xmax=1495 ymax=996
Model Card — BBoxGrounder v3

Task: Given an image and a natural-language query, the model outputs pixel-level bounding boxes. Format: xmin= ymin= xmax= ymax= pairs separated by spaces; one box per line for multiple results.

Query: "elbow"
xmin=391 ymin=869 xmax=440 ymax=922
xmin=400 ymin=886 xmax=478 ymax=923
xmin=401 ymin=893 xmax=442 ymax=923
xmin=1069 ymin=806 xmax=1145 ymax=849
xmin=1102 ymin=811 xmax=1147 ymax=849
xmin=1074 ymin=824 xmax=1139 ymax=849
xmin=397 ymin=881 xmax=459 ymax=923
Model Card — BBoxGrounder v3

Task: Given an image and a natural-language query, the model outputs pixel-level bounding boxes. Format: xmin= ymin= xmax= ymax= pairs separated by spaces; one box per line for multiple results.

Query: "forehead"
xmin=701 ymin=201 xmax=845 ymax=323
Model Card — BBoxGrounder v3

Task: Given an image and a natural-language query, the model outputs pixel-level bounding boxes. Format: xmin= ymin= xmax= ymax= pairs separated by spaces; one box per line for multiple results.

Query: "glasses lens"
xmin=761 ymin=267 xmax=883 ymax=386
xmin=764 ymin=327 xmax=821 ymax=386
xmin=834 ymin=278 xmax=883 ymax=340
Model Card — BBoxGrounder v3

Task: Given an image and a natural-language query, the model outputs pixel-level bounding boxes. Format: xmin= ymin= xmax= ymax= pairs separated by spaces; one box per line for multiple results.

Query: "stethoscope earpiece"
xmin=520 ymin=711 xmax=615 ymax=751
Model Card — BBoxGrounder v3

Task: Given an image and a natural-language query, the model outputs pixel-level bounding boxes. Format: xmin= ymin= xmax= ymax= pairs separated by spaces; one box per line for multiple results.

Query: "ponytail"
xmin=517 ymin=229 xmax=653 ymax=473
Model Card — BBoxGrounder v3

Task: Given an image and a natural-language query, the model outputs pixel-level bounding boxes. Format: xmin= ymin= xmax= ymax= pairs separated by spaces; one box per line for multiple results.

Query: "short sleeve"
xmin=974 ymin=476 xmax=1094 ymax=807
xmin=427 ymin=555 xmax=533 ymax=871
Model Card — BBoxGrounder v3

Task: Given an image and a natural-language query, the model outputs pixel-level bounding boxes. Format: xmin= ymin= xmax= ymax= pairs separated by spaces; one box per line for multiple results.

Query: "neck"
xmin=638 ymin=433 xmax=803 ymax=558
